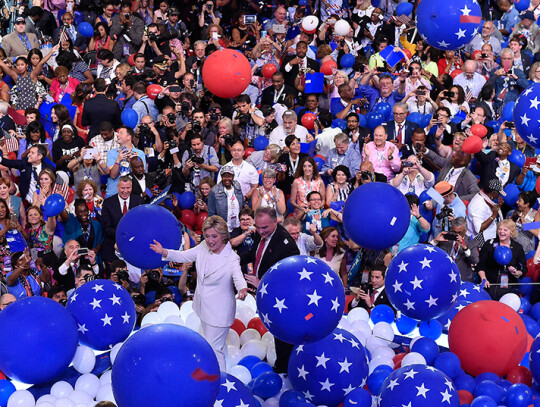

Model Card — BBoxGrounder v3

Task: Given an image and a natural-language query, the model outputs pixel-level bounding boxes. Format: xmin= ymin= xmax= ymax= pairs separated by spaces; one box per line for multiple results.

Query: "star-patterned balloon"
xmin=385 ymin=244 xmax=461 ymax=321
xmin=416 ymin=0 xmax=481 ymax=51
xmin=379 ymin=364 xmax=459 ymax=407
xmin=214 ymin=373 xmax=257 ymax=407
xmin=256 ymin=255 xmax=345 ymax=344
xmin=513 ymin=83 xmax=540 ymax=149
xmin=529 ymin=335 xmax=540 ymax=384
xmin=66 ymin=279 xmax=136 ymax=350
xmin=287 ymin=328 xmax=369 ymax=407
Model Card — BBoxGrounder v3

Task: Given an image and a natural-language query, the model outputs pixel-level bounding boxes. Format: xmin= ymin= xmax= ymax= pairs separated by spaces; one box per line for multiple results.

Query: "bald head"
xmin=0 ymin=293 xmax=16 ymax=310
xmin=463 ymin=60 xmax=477 ymax=74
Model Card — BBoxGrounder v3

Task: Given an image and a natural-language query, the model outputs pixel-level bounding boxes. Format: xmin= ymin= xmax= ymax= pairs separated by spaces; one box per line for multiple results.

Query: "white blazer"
xmin=164 ymin=242 xmax=247 ymax=327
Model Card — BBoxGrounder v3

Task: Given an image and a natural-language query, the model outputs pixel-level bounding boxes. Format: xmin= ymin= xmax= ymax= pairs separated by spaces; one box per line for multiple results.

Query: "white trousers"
xmin=200 ymin=321 xmax=229 ymax=371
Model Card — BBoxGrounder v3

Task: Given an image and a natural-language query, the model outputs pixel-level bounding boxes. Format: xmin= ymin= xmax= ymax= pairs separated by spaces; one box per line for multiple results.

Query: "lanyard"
xmin=18 ymin=33 xmax=32 ymax=51
xmin=274 ymin=86 xmax=285 ymax=104
xmin=289 ymin=155 xmax=299 ymax=175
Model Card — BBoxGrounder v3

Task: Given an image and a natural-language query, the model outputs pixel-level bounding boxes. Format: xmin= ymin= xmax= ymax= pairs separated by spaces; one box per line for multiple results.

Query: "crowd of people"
xmin=0 ymin=0 xmax=539 ymax=373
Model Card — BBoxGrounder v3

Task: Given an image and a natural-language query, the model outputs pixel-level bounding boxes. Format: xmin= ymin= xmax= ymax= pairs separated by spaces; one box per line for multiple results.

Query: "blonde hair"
xmin=498 ymin=219 xmax=518 ymax=238
xmin=202 ymin=215 xmax=230 ymax=243
xmin=218 ymin=117 xmax=233 ymax=134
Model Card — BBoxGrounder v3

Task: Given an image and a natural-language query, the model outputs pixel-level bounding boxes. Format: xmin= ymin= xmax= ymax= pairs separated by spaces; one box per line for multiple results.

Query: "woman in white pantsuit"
xmin=150 ymin=215 xmax=248 ymax=369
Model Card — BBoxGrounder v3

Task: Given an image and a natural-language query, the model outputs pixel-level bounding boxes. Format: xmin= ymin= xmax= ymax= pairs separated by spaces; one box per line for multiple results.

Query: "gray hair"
xmin=255 ymin=206 xmax=277 ymax=221
xmin=453 ymin=217 xmax=467 ymax=228
xmin=393 ymin=102 xmax=408 ymax=113
xmin=282 ymin=110 xmax=297 ymax=122
xmin=334 ymin=132 xmax=349 ymax=144
xmin=501 ymin=47 xmax=514 ymax=58
xmin=118 ymin=175 xmax=133 ymax=185
xmin=262 ymin=168 xmax=277 ymax=179
xmin=0 ymin=101 xmax=8 ymax=115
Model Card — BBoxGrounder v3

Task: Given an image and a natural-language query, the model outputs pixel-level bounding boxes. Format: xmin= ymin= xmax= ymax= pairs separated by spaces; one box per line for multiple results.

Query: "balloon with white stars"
xmin=529 ymin=334 xmax=540 ymax=384
xmin=415 ymin=0 xmax=482 ymax=51
xmin=513 ymin=83 xmax=540 ymax=149
xmin=385 ymin=244 xmax=461 ymax=321
xmin=287 ymin=328 xmax=369 ymax=407
xmin=379 ymin=364 xmax=459 ymax=407
xmin=66 ymin=279 xmax=136 ymax=350
xmin=256 ymin=255 xmax=345 ymax=344
xmin=213 ymin=372 xmax=258 ymax=407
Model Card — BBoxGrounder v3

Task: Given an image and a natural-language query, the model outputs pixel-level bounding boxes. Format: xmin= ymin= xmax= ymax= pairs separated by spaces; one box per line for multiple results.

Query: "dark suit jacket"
xmin=347 ymin=287 xmax=394 ymax=312
xmin=0 ymin=158 xmax=55 ymax=198
xmin=474 ymin=150 xmax=521 ymax=189
xmin=261 ymin=85 xmax=298 ymax=107
xmin=280 ymin=55 xmax=319 ymax=87
xmin=241 ymin=224 xmax=300 ymax=280
xmin=435 ymin=238 xmax=479 ymax=282
xmin=53 ymin=26 xmax=87 ymax=50
xmin=384 ymin=120 xmax=418 ymax=147
xmin=81 ymin=94 xmax=122 ymax=140
xmin=129 ymin=173 xmax=156 ymax=202
xmin=100 ymin=193 xmax=144 ymax=262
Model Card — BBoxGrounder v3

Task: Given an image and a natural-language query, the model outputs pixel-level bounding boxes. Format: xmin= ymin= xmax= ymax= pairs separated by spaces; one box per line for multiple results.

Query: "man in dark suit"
xmin=243 ymin=207 xmax=300 ymax=373
xmin=0 ymin=144 xmax=54 ymax=202
xmin=280 ymin=41 xmax=319 ymax=87
xmin=52 ymin=12 xmax=87 ymax=52
xmin=81 ymin=78 xmax=123 ymax=141
xmin=348 ymin=266 xmax=394 ymax=312
xmin=101 ymin=175 xmax=145 ymax=269
xmin=474 ymin=142 xmax=522 ymax=190
xmin=261 ymin=71 xmax=298 ymax=107
xmin=384 ymin=102 xmax=418 ymax=150
xmin=129 ymin=156 xmax=155 ymax=202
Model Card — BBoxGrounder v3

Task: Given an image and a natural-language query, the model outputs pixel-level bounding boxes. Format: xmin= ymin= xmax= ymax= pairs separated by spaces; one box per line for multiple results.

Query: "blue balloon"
xmin=370 ymin=304 xmax=395 ymax=324
xmin=508 ymin=149 xmax=526 ymax=168
xmin=78 ymin=21 xmax=94 ymax=38
xmin=385 ymin=244 xmax=461 ymax=320
xmin=416 ymin=0 xmax=481 ymax=50
xmin=458 ymin=282 xmax=491 ymax=303
xmin=379 ymin=364 xmax=459 ymax=406
xmin=521 ymin=351 xmax=530 ymax=368
xmin=494 ymin=245 xmax=512 ymax=266
xmin=67 ymin=279 xmax=136 ymax=350
xmin=395 ymin=314 xmax=418 ymax=334
xmin=407 ymin=112 xmax=423 ymax=126
xmin=344 ymin=387 xmax=372 ymax=407
xmin=396 ymin=1 xmax=413 ymax=16
xmin=365 ymin=112 xmax=384 ymax=130
xmin=252 ymin=371 xmax=282 ymax=400
xmin=238 ymin=356 xmax=262 ymax=371
xmin=412 ymin=337 xmax=440 ymax=365
xmin=502 ymin=101 xmax=516 ymax=122
xmin=43 ymin=193 xmax=66 ymax=217
xmin=521 ymin=314 xmax=540 ymax=337
xmin=455 ymin=373 xmax=477 ymax=392
xmin=343 ymin=183 xmax=410 ymax=250
xmin=503 ymin=183 xmax=520 ymax=206
xmin=251 ymin=362 xmax=274 ymax=379
xmin=313 ymin=156 xmax=325 ymax=171
xmin=216 ymin=373 xmax=258 ymax=407
xmin=0 ymin=297 xmax=78 ymax=384
xmin=486 ymin=120 xmax=501 ymax=133
xmin=515 ymin=0 xmax=530 ymax=12
xmin=121 ymin=108 xmax=138 ymax=128
xmin=520 ymin=296 xmax=532 ymax=314
xmin=496 ymin=378 xmax=512 ymax=389
xmin=470 ymin=395 xmax=497 ymax=407
xmin=519 ymin=276 xmax=533 ymax=296
xmin=340 ymin=53 xmax=355 ymax=68
xmin=419 ymin=320 xmax=443 ymax=340
xmin=421 ymin=114 xmax=432 ymax=128
xmin=179 ymin=191 xmax=197 ymax=209
xmin=279 ymin=390 xmax=306 ymax=407
xmin=434 ymin=352 xmax=462 ymax=380
xmin=474 ymin=381 xmax=503 ymax=404
xmin=532 ymin=302 xmax=540 ymax=321
xmin=505 ymin=383 xmax=533 ymax=407
xmin=513 ymin=87 xmax=540 ymax=142
xmin=374 ymin=102 xmax=392 ymax=121
xmin=0 ymin=379 xmax=16 ymax=406
xmin=357 ymin=114 xmax=367 ymax=128
xmin=111 ymin=324 xmax=220 ymax=407
xmin=367 ymin=365 xmax=393 ymax=396
xmin=256 ymin=255 xmax=345 ymax=344
xmin=5 ymin=230 xmax=28 ymax=253
xmin=288 ymin=328 xmax=369 ymax=406
xmin=254 ymin=136 xmax=269 ymax=151
xmin=332 ymin=118 xmax=347 ymax=131
xmin=475 ymin=372 xmax=500 ymax=383
xmin=116 ymin=204 xmax=182 ymax=270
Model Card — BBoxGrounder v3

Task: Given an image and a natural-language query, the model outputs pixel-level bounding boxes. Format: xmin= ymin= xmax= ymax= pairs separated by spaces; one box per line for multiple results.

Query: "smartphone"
xmin=416 ymin=90 xmax=426 ymax=96
xmin=244 ymin=15 xmax=256 ymax=24
xmin=84 ymin=148 xmax=98 ymax=160
xmin=77 ymin=248 xmax=89 ymax=256
xmin=272 ymin=24 xmax=287 ymax=34
xmin=506 ymin=122 xmax=515 ymax=128
xmin=212 ymin=32 xmax=218 ymax=40
xmin=402 ymin=161 xmax=414 ymax=168
xmin=10 ymin=213 xmax=17 ymax=223
xmin=444 ymin=232 xmax=459 ymax=241
xmin=327 ymin=18 xmax=337 ymax=25
xmin=261 ymin=30 xmax=267 ymax=38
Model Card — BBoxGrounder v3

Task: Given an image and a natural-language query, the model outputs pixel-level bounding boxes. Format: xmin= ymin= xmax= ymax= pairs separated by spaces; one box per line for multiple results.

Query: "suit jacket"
xmin=100 ymin=193 xmax=144 ymax=262
xmin=261 ymin=84 xmax=298 ymax=107
xmin=241 ymin=224 xmax=300 ymax=280
xmin=435 ymin=238 xmax=479 ymax=282
xmin=53 ymin=25 xmax=87 ymax=50
xmin=81 ymin=94 xmax=122 ymax=140
xmin=384 ymin=120 xmax=418 ymax=147
xmin=474 ymin=150 xmax=521 ymax=189
xmin=129 ymin=173 xmax=156 ymax=202
xmin=1 ymin=32 xmax=40 ymax=58
xmin=0 ymin=158 xmax=55 ymax=198
xmin=280 ymin=55 xmax=320 ymax=87
xmin=347 ymin=287 xmax=394 ymax=312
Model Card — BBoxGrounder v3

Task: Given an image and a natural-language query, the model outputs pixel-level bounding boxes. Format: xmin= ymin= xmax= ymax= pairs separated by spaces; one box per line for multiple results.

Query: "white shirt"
xmin=296 ymin=233 xmax=323 ymax=256
xmin=119 ymin=196 xmax=130 ymax=213
xmin=224 ymin=187 xmax=240 ymax=232
xmin=496 ymin=159 xmax=511 ymax=186
xmin=26 ymin=163 xmax=42 ymax=202
xmin=467 ymin=193 xmax=499 ymax=240
xmin=316 ymin=128 xmax=341 ymax=158
xmin=134 ymin=176 xmax=146 ymax=194
xmin=453 ymin=72 xmax=487 ymax=98
xmin=217 ymin=160 xmax=259 ymax=196
xmin=445 ymin=166 xmax=465 ymax=187
xmin=407 ymin=98 xmax=434 ymax=115
xmin=269 ymin=125 xmax=310 ymax=148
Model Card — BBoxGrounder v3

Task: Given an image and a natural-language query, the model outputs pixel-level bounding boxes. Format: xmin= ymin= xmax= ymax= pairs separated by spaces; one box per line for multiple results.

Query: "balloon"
xmin=7 ymin=390 xmax=35 ymax=407
xmin=301 ymin=113 xmax=317 ymax=130
xmin=396 ymin=1 xmax=413 ymax=16
xmin=471 ymin=395 xmax=497 ymax=406
xmin=229 ymin=365 xmax=252 ymax=385
xmin=529 ymin=335 xmax=540 ymax=384
xmin=449 ymin=301 xmax=527 ymax=376
xmin=251 ymin=362 xmax=273 ymax=379
xmin=202 ymin=49 xmax=251 ymax=98
xmin=244 ymin=147 xmax=255 ymax=159
xmin=179 ymin=191 xmax=196 ymax=209
xmin=215 ymin=373 xmax=258 ymax=407
xmin=411 ymin=336 xmax=440 ymax=365
xmin=252 ymin=371 xmax=282 ymax=399
xmin=499 ymin=293 xmax=521 ymax=312
xmin=121 ymin=108 xmax=138 ymax=128
xmin=320 ymin=60 xmax=337 ymax=75
xmin=344 ymin=388 xmax=372 ymax=407
xmin=370 ymin=305 xmax=395 ymax=324
xmin=515 ymin=0 xmax=530 ymax=11
xmin=288 ymin=328 xmax=369 ymax=406
xmin=470 ymin=124 xmax=488 ymax=138
xmin=462 ymin=135 xmax=483 ymax=154
xmin=450 ymin=69 xmax=463 ymax=79
xmin=434 ymin=352 xmax=462 ymax=380
xmin=279 ymin=390 xmax=306 ymax=407
xmin=331 ymin=118 xmax=347 ymax=131
xmin=128 ymin=53 xmax=136 ymax=66
xmin=301 ymin=16 xmax=319 ymax=34
xmin=254 ymin=136 xmax=270 ymax=151
xmin=340 ymin=54 xmax=355 ymax=68
xmin=407 ymin=112 xmax=423 ymax=126
xmin=365 ymin=112 xmax=384 ymax=130
xmin=419 ymin=320 xmax=443 ymax=340
xmin=77 ymin=22 xmax=94 ymax=38
xmin=231 ymin=319 xmax=247 ymax=336
xmin=0 ymin=380 xmax=15 ymax=407
xmin=111 ymin=324 xmax=220 ymax=407
xmin=507 ymin=366 xmax=533 ymax=386
xmin=43 ymin=193 xmax=65 ymax=217
xmin=67 ymin=279 xmax=136 ymax=350
xmin=334 ymin=20 xmax=350 ymax=36
xmin=262 ymin=64 xmax=278 ymax=79
xmin=367 ymin=365 xmax=393 ymax=396
xmin=401 ymin=352 xmax=427 ymax=367
xmin=116 ymin=205 xmax=182 ymax=270
xmin=395 ymin=314 xmax=417 ymax=334
xmin=248 ymin=317 xmax=268 ymax=337
xmin=494 ymin=245 xmax=512 ymax=266
xmin=195 ymin=211 xmax=208 ymax=231
xmin=71 ymin=345 xmax=96 ymax=374
xmin=508 ymin=149 xmax=526 ymax=168
xmin=181 ymin=209 xmax=196 ymax=228
xmin=474 ymin=380 xmax=503 ymax=403
xmin=521 ymin=314 xmax=540 ymax=337
xmin=379 ymin=364 xmax=459 ymax=406
xmin=505 ymin=383 xmax=533 ymax=407
xmin=343 ymin=183 xmax=410 ymax=250
xmin=238 ymin=355 xmax=262 ymax=371
xmin=503 ymin=183 xmax=520 ymax=206
xmin=313 ymin=156 xmax=325 ymax=171
xmin=374 ymin=102 xmax=392 ymax=121
xmin=146 ymin=84 xmax=163 ymax=100
xmin=75 ymin=374 xmax=101 ymax=399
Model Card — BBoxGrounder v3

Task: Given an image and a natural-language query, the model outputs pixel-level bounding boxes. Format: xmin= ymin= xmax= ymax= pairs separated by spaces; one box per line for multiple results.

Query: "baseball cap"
xmin=14 ymin=16 xmax=25 ymax=24
xmin=168 ymin=7 xmax=180 ymax=15
xmin=154 ymin=56 xmax=168 ymax=70
xmin=520 ymin=11 xmax=535 ymax=20
xmin=220 ymin=165 xmax=235 ymax=176
xmin=434 ymin=181 xmax=454 ymax=197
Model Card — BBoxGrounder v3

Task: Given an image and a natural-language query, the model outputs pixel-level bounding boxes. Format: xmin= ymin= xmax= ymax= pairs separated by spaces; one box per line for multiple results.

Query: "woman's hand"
xmin=150 ymin=240 xmax=166 ymax=256
xmin=237 ymin=288 xmax=248 ymax=300
xmin=482 ymin=279 xmax=491 ymax=288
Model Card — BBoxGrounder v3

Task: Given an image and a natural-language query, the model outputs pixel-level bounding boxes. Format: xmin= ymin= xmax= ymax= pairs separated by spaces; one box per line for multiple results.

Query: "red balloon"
xmin=461 ymin=135 xmax=483 ymax=154
xmin=202 ymin=49 xmax=251 ymax=98
xmin=301 ymin=112 xmax=317 ymax=130
xmin=458 ymin=390 xmax=474 ymax=405
xmin=247 ymin=317 xmax=268 ymax=336
xmin=195 ymin=211 xmax=208 ymax=231
xmin=506 ymin=365 xmax=533 ymax=386
xmin=180 ymin=209 xmax=196 ymax=228
xmin=448 ymin=301 xmax=528 ymax=377
xmin=231 ymin=318 xmax=246 ymax=336
xmin=393 ymin=352 xmax=407 ymax=365
xmin=320 ymin=60 xmax=338 ymax=75
xmin=244 ymin=147 xmax=255 ymax=159
xmin=402 ymin=48 xmax=412 ymax=60
xmin=128 ymin=53 xmax=136 ymax=67
xmin=470 ymin=124 xmax=488 ymax=138
xmin=450 ymin=69 xmax=463 ymax=79
xmin=262 ymin=63 xmax=278 ymax=79
xmin=146 ymin=84 xmax=163 ymax=100
xmin=0 ymin=371 xmax=5 ymax=380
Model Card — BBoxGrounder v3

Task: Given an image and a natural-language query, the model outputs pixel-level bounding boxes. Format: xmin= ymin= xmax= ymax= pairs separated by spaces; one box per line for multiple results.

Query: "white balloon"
xmin=366 ymin=336 xmax=386 ymax=354
xmin=36 ymin=395 xmax=57 ymax=405
xmin=242 ymin=294 xmax=257 ymax=312
xmin=368 ymin=355 xmax=394 ymax=374
xmin=261 ymin=331 xmax=274 ymax=347
xmin=68 ymin=391 xmax=93 ymax=405
xmin=227 ymin=346 xmax=243 ymax=370
xmin=240 ymin=328 xmax=261 ymax=346
xmin=372 ymin=346 xmax=395 ymax=360
xmin=236 ymin=305 xmax=256 ymax=327
xmin=8 ymin=390 xmax=35 ymax=407
xmin=301 ymin=16 xmax=319 ymax=33
xmin=141 ymin=311 xmax=163 ymax=327
xmin=227 ymin=329 xmax=241 ymax=348
xmin=351 ymin=319 xmax=372 ymax=338
xmin=54 ymin=398 xmax=74 ymax=407
xmin=334 ymin=19 xmax=350 ymax=36
xmin=372 ymin=322 xmax=394 ymax=343
xmin=157 ymin=301 xmax=180 ymax=319
xmin=228 ymin=365 xmax=252 ymax=385
xmin=110 ymin=342 xmax=123 ymax=365
xmin=36 ymin=403 xmax=55 ymax=407
xmin=401 ymin=352 xmax=426 ymax=367
xmin=337 ymin=316 xmax=351 ymax=331
xmin=500 ymin=293 xmax=521 ymax=312
xmin=75 ymin=374 xmax=100 ymax=399
xmin=263 ymin=396 xmax=280 ymax=407
xmin=95 ymin=384 xmax=115 ymax=403
xmin=179 ymin=300 xmax=194 ymax=320
xmin=185 ymin=312 xmax=201 ymax=332
xmin=71 ymin=345 xmax=96 ymax=374
xmin=266 ymin=346 xmax=277 ymax=367
xmin=99 ymin=371 xmax=112 ymax=386
xmin=163 ymin=315 xmax=184 ymax=325
xmin=349 ymin=328 xmax=368 ymax=346
xmin=50 ymin=382 xmax=73 ymax=399
xmin=242 ymin=339 xmax=266 ymax=360
xmin=348 ymin=307 xmax=370 ymax=323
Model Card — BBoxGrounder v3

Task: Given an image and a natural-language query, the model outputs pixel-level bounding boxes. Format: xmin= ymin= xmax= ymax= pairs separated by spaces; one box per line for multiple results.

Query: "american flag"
xmin=2 ymin=130 xmax=19 ymax=153
xmin=465 ymin=86 xmax=474 ymax=103
xmin=59 ymin=27 xmax=69 ymax=44
xmin=52 ymin=173 xmax=69 ymax=199
xmin=392 ymin=14 xmax=415 ymax=27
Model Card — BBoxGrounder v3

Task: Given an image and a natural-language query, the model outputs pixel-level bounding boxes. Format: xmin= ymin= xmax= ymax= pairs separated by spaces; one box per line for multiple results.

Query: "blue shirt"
xmin=132 ymin=96 xmax=158 ymax=126
xmin=356 ymin=85 xmax=405 ymax=112
xmin=321 ymin=146 xmax=362 ymax=177
xmin=398 ymin=215 xmax=429 ymax=252
xmin=7 ymin=269 xmax=42 ymax=299
xmin=105 ymin=146 xmax=146 ymax=198
xmin=500 ymin=6 xmax=520 ymax=34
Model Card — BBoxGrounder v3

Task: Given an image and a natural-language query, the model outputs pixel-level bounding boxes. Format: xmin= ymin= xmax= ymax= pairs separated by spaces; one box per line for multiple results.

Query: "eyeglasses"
xmin=347 ymin=119 xmax=359 ymax=123
xmin=231 ymin=148 xmax=244 ymax=152
xmin=394 ymin=112 xmax=406 ymax=116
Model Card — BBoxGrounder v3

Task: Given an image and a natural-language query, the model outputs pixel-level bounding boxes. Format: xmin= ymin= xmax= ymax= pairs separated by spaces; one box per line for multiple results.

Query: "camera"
xmin=206 ymin=2 xmax=213 ymax=10
xmin=209 ymin=108 xmax=220 ymax=123
xmin=444 ymin=91 xmax=455 ymax=98
xmin=139 ymin=123 xmax=151 ymax=135
xmin=116 ymin=269 xmax=129 ymax=282
xmin=360 ymin=170 xmax=372 ymax=181
xmin=159 ymin=296 xmax=174 ymax=303
xmin=77 ymin=248 xmax=89 ymax=256
xmin=223 ymin=134 xmax=235 ymax=146
xmin=168 ymin=138 xmax=177 ymax=149
xmin=415 ymin=142 xmax=423 ymax=151
xmin=189 ymin=154 xmax=205 ymax=165
xmin=415 ymin=90 xmax=426 ymax=96
xmin=506 ymin=121 xmax=515 ymax=129
xmin=84 ymin=273 xmax=96 ymax=282
xmin=236 ymin=112 xmax=251 ymax=126
xmin=360 ymin=282 xmax=372 ymax=293
xmin=436 ymin=205 xmax=454 ymax=221
xmin=167 ymin=112 xmax=177 ymax=123
xmin=132 ymin=293 xmax=146 ymax=307
xmin=147 ymin=270 xmax=161 ymax=282
xmin=444 ymin=232 xmax=459 ymax=241
xmin=402 ymin=161 xmax=414 ymax=168
xmin=181 ymin=101 xmax=191 ymax=114
xmin=265 ymin=121 xmax=278 ymax=135
xmin=191 ymin=120 xmax=202 ymax=133
xmin=123 ymin=12 xmax=131 ymax=19
xmin=148 ymin=31 xmax=158 ymax=42
xmin=481 ymin=52 xmax=488 ymax=58
xmin=59 ymin=298 xmax=68 ymax=306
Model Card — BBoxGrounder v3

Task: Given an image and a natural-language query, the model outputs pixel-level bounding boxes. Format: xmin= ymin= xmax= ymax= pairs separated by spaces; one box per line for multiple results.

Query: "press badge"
xmin=145 ymin=147 xmax=154 ymax=157
xmin=123 ymin=44 xmax=130 ymax=56
xmin=500 ymin=273 xmax=509 ymax=289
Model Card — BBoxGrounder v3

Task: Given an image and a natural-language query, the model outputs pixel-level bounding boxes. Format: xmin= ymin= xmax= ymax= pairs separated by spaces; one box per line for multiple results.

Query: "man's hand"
xmin=356 ymin=289 xmax=372 ymax=308
xmin=434 ymin=232 xmax=448 ymax=243
xmin=245 ymin=274 xmax=260 ymax=288
xmin=387 ymin=146 xmax=395 ymax=160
